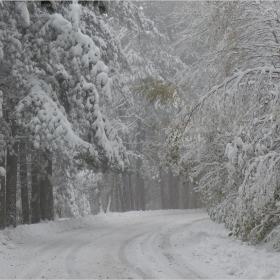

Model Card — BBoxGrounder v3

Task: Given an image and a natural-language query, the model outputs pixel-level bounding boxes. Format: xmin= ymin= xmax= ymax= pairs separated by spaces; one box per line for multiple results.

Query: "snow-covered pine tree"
xmin=0 ymin=0 xmax=134 ymax=226
xmin=81 ymin=0 xmax=186 ymax=212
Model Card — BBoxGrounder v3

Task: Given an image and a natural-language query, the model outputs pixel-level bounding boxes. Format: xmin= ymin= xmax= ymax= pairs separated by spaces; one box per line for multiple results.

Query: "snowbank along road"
xmin=1 ymin=209 xmax=280 ymax=279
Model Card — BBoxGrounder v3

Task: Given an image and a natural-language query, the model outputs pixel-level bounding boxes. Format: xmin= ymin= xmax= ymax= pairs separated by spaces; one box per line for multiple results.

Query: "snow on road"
xmin=0 ymin=209 xmax=280 ymax=279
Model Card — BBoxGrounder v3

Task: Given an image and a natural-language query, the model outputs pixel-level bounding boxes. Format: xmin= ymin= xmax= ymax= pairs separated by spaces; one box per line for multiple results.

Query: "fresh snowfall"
xmin=2 ymin=1 xmax=280 ymax=279
xmin=1 ymin=210 xmax=280 ymax=279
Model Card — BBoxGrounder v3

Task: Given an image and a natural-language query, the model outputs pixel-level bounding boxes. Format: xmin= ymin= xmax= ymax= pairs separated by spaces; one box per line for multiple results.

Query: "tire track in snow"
xmin=116 ymin=215 xmax=186 ymax=279
xmin=117 ymin=216 xmax=208 ymax=279
xmin=156 ymin=218 xmax=207 ymax=278
xmin=16 ymin=227 xmax=86 ymax=279
xmin=65 ymin=231 xmax=113 ymax=278
xmin=118 ymin=231 xmax=153 ymax=279
xmin=18 ymin=221 xmax=149 ymax=279
xmin=12 ymin=211 xmax=209 ymax=279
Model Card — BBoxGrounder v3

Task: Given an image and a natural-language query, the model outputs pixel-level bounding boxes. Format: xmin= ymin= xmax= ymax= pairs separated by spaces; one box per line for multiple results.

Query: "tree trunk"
xmin=178 ymin=177 xmax=186 ymax=209
xmin=31 ymin=149 xmax=40 ymax=224
xmin=159 ymin=166 xmax=166 ymax=209
xmin=98 ymin=194 xmax=105 ymax=213
xmin=0 ymin=155 xmax=5 ymax=229
xmin=125 ymin=141 xmax=133 ymax=211
xmin=168 ymin=168 xmax=174 ymax=209
xmin=139 ymin=176 xmax=145 ymax=211
xmin=19 ymin=141 xmax=30 ymax=224
xmin=106 ymin=195 xmax=111 ymax=213
xmin=97 ymin=181 xmax=105 ymax=214
xmin=135 ymin=120 xmax=141 ymax=211
xmin=134 ymin=176 xmax=140 ymax=211
xmin=140 ymin=128 xmax=146 ymax=211
xmin=185 ymin=181 xmax=189 ymax=209
xmin=39 ymin=174 xmax=46 ymax=220
xmin=128 ymin=172 xmax=133 ymax=210
xmin=117 ymin=176 xmax=125 ymax=212
xmin=188 ymin=180 xmax=196 ymax=209
xmin=44 ymin=152 xmax=54 ymax=221
xmin=173 ymin=175 xmax=179 ymax=209
xmin=6 ymin=134 xmax=18 ymax=227
xmin=121 ymin=172 xmax=129 ymax=211
xmin=39 ymin=152 xmax=54 ymax=221
xmin=135 ymin=170 xmax=145 ymax=211
xmin=135 ymin=119 xmax=145 ymax=211
xmin=89 ymin=186 xmax=99 ymax=215
xmin=111 ymin=172 xmax=118 ymax=212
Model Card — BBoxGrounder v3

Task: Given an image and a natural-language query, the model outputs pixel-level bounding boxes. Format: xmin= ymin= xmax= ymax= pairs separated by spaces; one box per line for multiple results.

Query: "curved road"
xmin=2 ymin=210 xmax=209 ymax=279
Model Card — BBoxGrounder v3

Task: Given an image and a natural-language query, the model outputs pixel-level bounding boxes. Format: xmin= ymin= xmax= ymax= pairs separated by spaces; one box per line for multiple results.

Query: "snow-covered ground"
xmin=0 ymin=209 xmax=280 ymax=279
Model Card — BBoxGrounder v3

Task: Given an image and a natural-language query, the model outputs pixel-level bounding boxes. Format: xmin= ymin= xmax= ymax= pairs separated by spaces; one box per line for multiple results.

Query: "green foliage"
xmin=133 ymin=78 xmax=179 ymax=106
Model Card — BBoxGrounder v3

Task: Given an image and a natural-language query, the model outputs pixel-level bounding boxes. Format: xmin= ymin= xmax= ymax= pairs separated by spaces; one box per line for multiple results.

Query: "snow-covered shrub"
xmin=172 ymin=67 xmax=280 ymax=244
xmin=168 ymin=1 xmax=280 ymax=245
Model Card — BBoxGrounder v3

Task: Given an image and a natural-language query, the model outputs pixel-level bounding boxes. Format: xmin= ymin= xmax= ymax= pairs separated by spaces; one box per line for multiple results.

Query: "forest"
xmin=1 ymin=0 xmax=280 ymax=250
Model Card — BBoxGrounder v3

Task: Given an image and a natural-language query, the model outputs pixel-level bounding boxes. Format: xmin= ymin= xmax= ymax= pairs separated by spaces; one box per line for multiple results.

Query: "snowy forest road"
xmin=0 ymin=210 xmax=209 ymax=279
xmin=3 ymin=209 xmax=280 ymax=279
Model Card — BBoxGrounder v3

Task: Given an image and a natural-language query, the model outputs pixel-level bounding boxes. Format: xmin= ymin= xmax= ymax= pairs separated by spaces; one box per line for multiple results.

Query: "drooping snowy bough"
xmin=166 ymin=1 xmax=280 ymax=247
xmin=172 ymin=66 xmax=280 ymax=245
xmin=1 ymin=1 xmax=128 ymax=172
